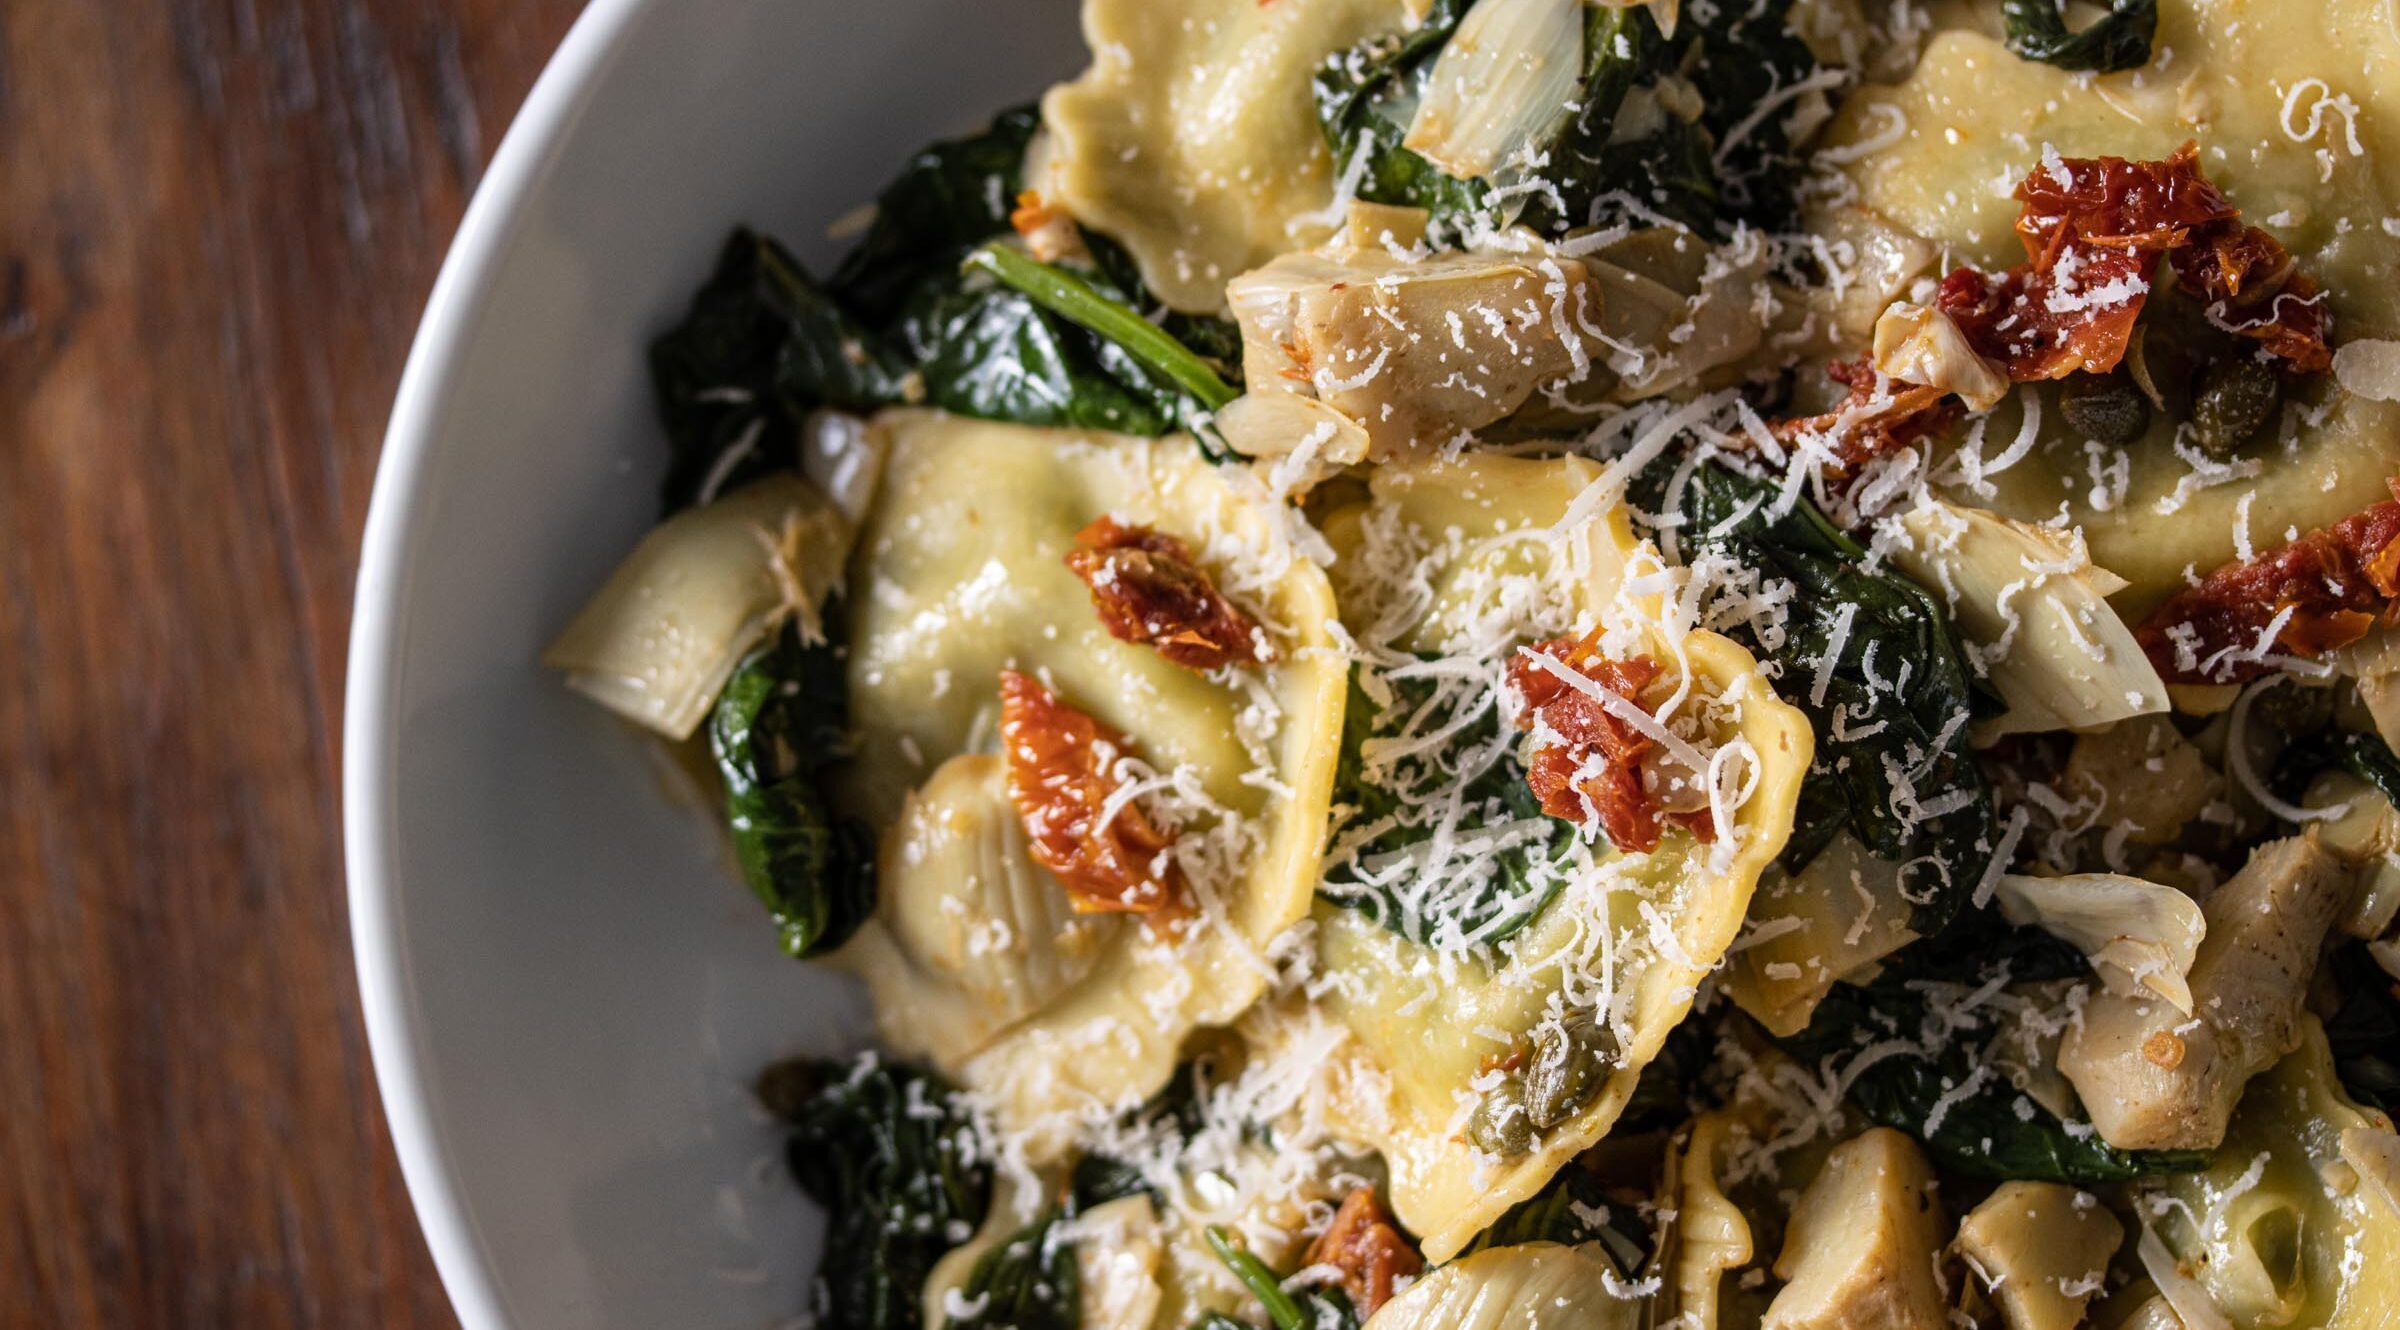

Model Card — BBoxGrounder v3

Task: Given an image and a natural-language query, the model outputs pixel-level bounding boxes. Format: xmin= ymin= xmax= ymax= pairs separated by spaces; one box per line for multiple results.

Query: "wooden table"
xmin=2 ymin=3 xmax=585 ymax=1324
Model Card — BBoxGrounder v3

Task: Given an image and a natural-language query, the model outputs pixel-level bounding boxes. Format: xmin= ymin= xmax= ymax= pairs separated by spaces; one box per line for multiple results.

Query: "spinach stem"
xmin=966 ymin=243 xmax=1239 ymax=412
xmin=1204 ymin=1226 xmax=1307 ymax=1330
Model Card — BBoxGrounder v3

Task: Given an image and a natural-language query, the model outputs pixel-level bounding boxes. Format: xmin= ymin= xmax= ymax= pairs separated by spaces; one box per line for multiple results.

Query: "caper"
xmin=2189 ymin=358 xmax=2282 ymax=457
xmin=1466 ymin=1081 xmax=1535 ymax=1157
xmin=1522 ymin=1018 xmax=1619 ymax=1130
xmin=2059 ymin=371 xmax=2151 ymax=446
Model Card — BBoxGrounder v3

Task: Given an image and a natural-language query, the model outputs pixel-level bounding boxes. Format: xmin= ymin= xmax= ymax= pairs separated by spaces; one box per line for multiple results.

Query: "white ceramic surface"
xmin=344 ymin=3 xmax=1082 ymax=1325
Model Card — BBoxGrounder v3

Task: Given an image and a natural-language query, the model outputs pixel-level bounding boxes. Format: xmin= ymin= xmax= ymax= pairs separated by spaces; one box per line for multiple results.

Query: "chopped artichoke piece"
xmin=2060 ymin=835 xmax=2352 ymax=1152
xmin=2061 ymin=716 xmax=2223 ymax=848
xmin=1362 ymin=1242 xmax=1642 ymax=1329
xmin=1581 ymin=227 xmax=1768 ymax=401
xmin=1721 ymin=831 xmax=1918 ymax=1038
xmin=844 ymin=753 xmax=1124 ymax=1070
xmin=1214 ymin=390 xmax=1371 ymax=491
xmin=2305 ymin=769 xmax=2400 ymax=939
xmin=1763 ymin=1128 xmax=1951 ymax=1330
xmin=1993 ymin=872 xmax=2206 ymax=1014
xmin=1403 ymin=0 xmax=1584 ymax=180
xmin=1887 ymin=498 xmax=2168 ymax=739
xmin=1226 ymin=246 xmax=1596 ymax=458
xmin=1778 ymin=206 xmax=1941 ymax=359
xmin=1872 ymin=301 xmax=2009 ymax=411
xmin=543 ymin=473 xmax=849 ymax=740
xmin=1953 ymin=1181 xmax=2123 ymax=1330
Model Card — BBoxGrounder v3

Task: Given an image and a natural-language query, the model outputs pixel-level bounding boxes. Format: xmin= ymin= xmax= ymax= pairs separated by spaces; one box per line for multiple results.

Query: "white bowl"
xmin=344 ymin=3 xmax=1080 ymax=1325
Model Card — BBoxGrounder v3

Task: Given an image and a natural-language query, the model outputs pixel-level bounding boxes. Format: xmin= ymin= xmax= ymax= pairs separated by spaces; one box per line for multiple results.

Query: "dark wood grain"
xmin=0 ymin=2 xmax=585 ymax=1325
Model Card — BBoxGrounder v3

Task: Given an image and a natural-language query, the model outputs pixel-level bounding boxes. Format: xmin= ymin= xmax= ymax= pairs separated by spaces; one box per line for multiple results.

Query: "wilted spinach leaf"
xmin=967 ymin=244 xmax=1238 ymax=420
xmin=1776 ymin=920 xmax=2209 ymax=1183
xmin=1309 ymin=0 xmax=1487 ymax=225
xmin=1068 ymin=1057 xmax=1219 ymax=1209
xmin=767 ymin=1058 xmax=991 ymax=1330
xmin=1639 ymin=460 xmax=1996 ymax=935
xmin=2326 ymin=943 xmax=2400 ymax=1113
xmin=893 ymin=266 xmax=1196 ymax=435
xmin=1675 ymin=0 xmax=1830 ymax=224
xmin=1085 ymin=232 xmax=1247 ymax=369
xmin=2273 ymin=726 xmax=2400 ymax=812
xmin=654 ymin=107 xmax=1247 ymax=504
xmin=2002 ymin=0 xmax=2156 ymax=73
xmin=1319 ymin=666 xmax=1578 ymax=947
xmin=710 ymin=617 xmax=875 ymax=958
xmin=825 ymin=105 xmax=1239 ymax=437
xmin=830 ymin=106 xmax=1043 ymax=322
xmin=1313 ymin=0 xmax=1828 ymax=240
xmin=650 ymin=229 xmax=905 ymax=513
xmin=944 ymin=1210 xmax=1081 ymax=1330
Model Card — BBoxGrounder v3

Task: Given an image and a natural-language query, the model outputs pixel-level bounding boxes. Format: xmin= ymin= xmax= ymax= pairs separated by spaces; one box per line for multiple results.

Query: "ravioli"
xmin=1821 ymin=12 xmax=2400 ymax=611
xmin=1304 ymin=454 xmax=1812 ymax=1262
xmin=1037 ymin=0 xmax=1423 ymax=313
xmin=836 ymin=410 xmax=1347 ymax=1147
xmin=2143 ymin=1017 xmax=2400 ymax=1330
xmin=559 ymin=2 xmax=2400 ymax=1319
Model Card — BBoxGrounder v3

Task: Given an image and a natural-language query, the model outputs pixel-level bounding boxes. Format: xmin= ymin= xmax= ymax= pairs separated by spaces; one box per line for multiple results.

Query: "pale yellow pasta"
xmin=2143 ymin=1017 xmax=2400 ymax=1330
xmin=1305 ymin=454 xmax=1811 ymax=1262
xmin=1820 ymin=10 xmax=2400 ymax=611
xmin=837 ymin=411 xmax=1347 ymax=1150
xmin=1038 ymin=0 xmax=1421 ymax=312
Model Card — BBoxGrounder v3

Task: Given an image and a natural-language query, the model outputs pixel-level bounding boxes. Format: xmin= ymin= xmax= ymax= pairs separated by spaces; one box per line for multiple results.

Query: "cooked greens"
xmin=2001 ymin=0 xmax=2158 ymax=74
xmin=650 ymin=107 xmax=1244 ymax=513
xmin=765 ymin=1059 xmax=991 ymax=1330
xmin=1313 ymin=0 xmax=1828 ymax=240
xmin=1639 ymin=461 xmax=1997 ymax=935
xmin=944 ymin=1210 xmax=1082 ymax=1330
xmin=829 ymin=106 xmax=1046 ymax=322
xmin=650 ymin=230 xmax=904 ymax=513
xmin=1066 ymin=1058 xmax=1216 ymax=1210
xmin=2326 ymin=943 xmax=2400 ymax=1113
xmin=1318 ymin=667 xmax=1577 ymax=946
xmin=964 ymin=242 xmax=1240 ymax=437
xmin=2276 ymin=725 xmax=2400 ymax=811
xmin=709 ymin=619 xmax=876 ymax=959
xmin=1777 ymin=922 xmax=2209 ymax=1183
xmin=1202 ymin=1227 xmax=1358 ymax=1330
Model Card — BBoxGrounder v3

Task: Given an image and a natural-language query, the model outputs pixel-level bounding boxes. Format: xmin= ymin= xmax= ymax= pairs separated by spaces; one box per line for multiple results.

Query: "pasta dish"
xmin=542 ymin=1 xmax=2400 ymax=1325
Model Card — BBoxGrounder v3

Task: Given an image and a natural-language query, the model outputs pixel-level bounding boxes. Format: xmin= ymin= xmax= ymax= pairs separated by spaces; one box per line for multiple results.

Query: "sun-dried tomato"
xmin=1771 ymin=357 xmax=1963 ymax=473
xmin=1506 ymin=638 xmax=1712 ymax=855
xmin=1936 ymin=254 xmax=2145 ymax=383
xmin=2134 ymin=489 xmax=2400 ymax=684
xmin=1940 ymin=145 xmax=2235 ymax=382
xmin=1777 ymin=144 xmax=2332 ymax=474
xmin=1303 ymin=1188 xmax=1422 ymax=1317
xmin=2171 ymin=224 xmax=2333 ymax=373
xmin=998 ymin=669 xmax=1181 ymax=913
xmin=1065 ymin=516 xmax=1272 ymax=672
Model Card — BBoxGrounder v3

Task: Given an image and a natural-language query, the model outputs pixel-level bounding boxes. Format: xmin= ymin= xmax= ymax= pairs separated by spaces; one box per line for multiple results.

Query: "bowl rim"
xmin=342 ymin=0 xmax=652 ymax=1324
